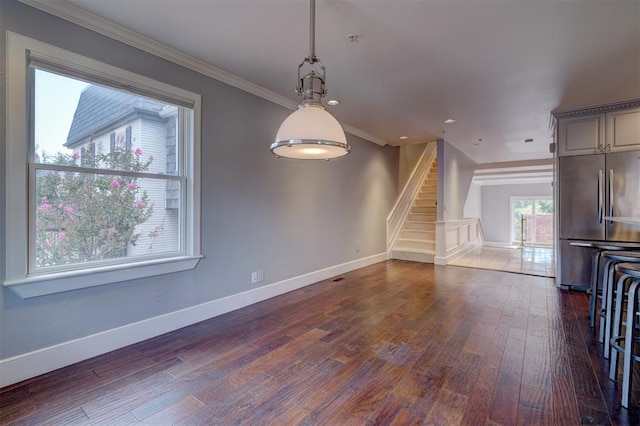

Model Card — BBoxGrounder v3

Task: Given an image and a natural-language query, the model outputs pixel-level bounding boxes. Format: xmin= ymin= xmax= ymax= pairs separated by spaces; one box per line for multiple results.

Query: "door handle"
xmin=598 ymin=170 xmax=603 ymax=224
xmin=609 ymin=169 xmax=614 ymax=221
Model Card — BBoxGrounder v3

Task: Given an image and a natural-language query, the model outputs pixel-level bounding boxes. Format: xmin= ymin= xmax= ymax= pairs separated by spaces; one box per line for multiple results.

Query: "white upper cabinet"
xmin=557 ymin=114 xmax=605 ymax=156
xmin=556 ymin=102 xmax=640 ymax=157
xmin=606 ymin=107 xmax=640 ymax=153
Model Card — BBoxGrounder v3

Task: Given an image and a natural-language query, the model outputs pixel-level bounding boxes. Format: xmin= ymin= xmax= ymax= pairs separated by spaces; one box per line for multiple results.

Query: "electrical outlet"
xmin=257 ymin=270 xmax=264 ymax=282
xmin=355 ymin=242 xmax=360 ymax=252
xmin=251 ymin=271 xmax=258 ymax=284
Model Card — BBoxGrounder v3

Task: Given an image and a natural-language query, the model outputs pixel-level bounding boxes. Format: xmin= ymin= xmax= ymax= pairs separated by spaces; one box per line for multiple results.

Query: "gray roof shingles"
xmin=66 ymin=85 xmax=165 ymax=147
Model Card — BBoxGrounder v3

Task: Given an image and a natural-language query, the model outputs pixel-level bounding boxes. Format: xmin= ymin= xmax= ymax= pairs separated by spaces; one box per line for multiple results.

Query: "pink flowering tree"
xmin=35 ymin=147 xmax=157 ymax=267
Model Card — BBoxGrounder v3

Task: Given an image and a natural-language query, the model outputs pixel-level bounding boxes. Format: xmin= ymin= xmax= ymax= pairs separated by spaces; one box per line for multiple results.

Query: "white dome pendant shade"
xmin=270 ymin=0 xmax=351 ymax=160
xmin=271 ymin=104 xmax=350 ymax=159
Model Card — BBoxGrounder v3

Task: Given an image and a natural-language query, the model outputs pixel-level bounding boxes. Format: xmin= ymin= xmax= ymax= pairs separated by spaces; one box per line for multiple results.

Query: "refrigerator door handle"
xmin=609 ymin=169 xmax=614 ymax=221
xmin=598 ymin=169 xmax=604 ymax=224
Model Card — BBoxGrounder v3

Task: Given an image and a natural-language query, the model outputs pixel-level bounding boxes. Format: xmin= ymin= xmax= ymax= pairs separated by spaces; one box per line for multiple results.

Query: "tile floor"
xmin=449 ymin=245 xmax=555 ymax=278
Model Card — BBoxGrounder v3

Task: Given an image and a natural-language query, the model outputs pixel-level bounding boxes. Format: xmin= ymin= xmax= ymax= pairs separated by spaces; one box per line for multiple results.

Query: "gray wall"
xmin=397 ymin=142 xmax=428 ymax=192
xmin=0 ymin=1 xmax=398 ymax=359
xmin=437 ymin=139 xmax=476 ymax=221
xmin=481 ymin=182 xmax=553 ymax=244
xmin=463 ymin=182 xmax=482 ymax=219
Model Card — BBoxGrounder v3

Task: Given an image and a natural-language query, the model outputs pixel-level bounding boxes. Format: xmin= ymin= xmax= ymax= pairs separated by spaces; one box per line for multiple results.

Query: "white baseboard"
xmin=434 ymin=240 xmax=481 ymax=265
xmin=0 ymin=252 xmax=387 ymax=388
xmin=389 ymin=249 xmax=435 ymax=264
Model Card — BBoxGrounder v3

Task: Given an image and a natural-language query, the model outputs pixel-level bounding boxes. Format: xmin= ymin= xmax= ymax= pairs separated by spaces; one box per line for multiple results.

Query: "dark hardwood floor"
xmin=1 ymin=260 xmax=639 ymax=425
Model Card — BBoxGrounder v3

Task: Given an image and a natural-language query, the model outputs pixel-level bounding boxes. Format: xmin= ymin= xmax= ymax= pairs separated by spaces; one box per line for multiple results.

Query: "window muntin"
xmin=5 ymin=32 xmax=202 ymax=297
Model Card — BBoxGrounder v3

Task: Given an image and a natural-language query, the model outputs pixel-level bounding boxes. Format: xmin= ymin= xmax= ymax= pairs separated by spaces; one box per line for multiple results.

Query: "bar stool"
xmin=608 ymin=263 xmax=640 ymax=408
xmin=589 ymin=242 xmax=640 ymax=328
xmin=599 ymin=251 xmax=640 ymax=358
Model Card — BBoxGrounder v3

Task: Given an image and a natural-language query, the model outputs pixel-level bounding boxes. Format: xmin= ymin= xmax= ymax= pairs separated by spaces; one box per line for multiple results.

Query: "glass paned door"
xmin=512 ymin=199 xmax=533 ymax=245
xmin=511 ymin=197 xmax=554 ymax=246
xmin=533 ymin=199 xmax=554 ymax=245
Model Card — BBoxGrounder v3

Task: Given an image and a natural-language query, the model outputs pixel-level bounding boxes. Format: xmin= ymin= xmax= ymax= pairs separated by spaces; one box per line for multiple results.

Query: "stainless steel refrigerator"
xmin=558 ymin=150 xmax=640 ymax=288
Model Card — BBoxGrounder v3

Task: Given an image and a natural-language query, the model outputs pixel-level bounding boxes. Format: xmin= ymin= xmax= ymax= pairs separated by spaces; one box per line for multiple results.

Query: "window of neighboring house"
xmin=5 ymin=32 xmax=202 ymax=298
xmin=81 ymin=141 xmax=96 ymax=167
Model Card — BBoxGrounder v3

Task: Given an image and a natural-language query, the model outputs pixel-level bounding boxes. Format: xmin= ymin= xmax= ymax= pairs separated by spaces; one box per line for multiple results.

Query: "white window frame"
xmin=4 ymin=32 xmax=202 ymax=298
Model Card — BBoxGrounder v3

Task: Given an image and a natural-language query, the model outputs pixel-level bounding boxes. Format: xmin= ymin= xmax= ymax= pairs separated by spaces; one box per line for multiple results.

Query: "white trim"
xmin=5 ymin=256 xmax=203 ymax=298
xmin=434 ymin=218 xmax=482 ymax=265
xmin=0 ymin=252 xmax=386 ymax=388
xmin=17 ymin=0 xmax=387 ymax=147
xmin=434 ymin=242 xmax=479 ymax=265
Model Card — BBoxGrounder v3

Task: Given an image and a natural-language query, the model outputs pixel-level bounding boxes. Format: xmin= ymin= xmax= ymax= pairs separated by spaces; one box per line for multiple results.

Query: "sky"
xmin=35 ymin=69 xmax=89 ymax=156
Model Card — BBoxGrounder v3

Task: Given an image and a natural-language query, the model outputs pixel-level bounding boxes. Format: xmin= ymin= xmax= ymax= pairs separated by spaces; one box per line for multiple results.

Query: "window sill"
xmin=3 ymin=255 xmax=203 ymax=298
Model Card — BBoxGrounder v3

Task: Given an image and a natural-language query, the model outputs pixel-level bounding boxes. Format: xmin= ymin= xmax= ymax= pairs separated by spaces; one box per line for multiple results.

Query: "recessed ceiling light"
xmin=443 ymin=118 xmax=456 ymax=124
xmin=327 ymin=99 xmax=340 ymax=106
xmin=399 ymin=136 xmax=409 ymax=140
xmin=524 ymin=138 xmax=534 ymax=143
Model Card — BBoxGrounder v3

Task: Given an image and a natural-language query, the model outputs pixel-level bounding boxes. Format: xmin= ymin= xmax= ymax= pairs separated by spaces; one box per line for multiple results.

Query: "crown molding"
xmin=340 ymin=123 xmax=386 ymax=146
xmin=18 ymin=0 xmax=388 ymax=147
xmin=552 ymin=98 xmax=640 ymax=119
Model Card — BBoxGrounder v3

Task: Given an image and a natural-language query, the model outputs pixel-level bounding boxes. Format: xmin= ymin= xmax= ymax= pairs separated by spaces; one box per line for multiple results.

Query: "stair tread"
xmin=401 ymin=229 xmax=435 ymax=234
xmin=391 ymin=247 xmax=436 ymax=254
xmin=396 ymin=238 xmax=436 ymax=243
xmin=391 ymin=155 xmax=438 ymax=258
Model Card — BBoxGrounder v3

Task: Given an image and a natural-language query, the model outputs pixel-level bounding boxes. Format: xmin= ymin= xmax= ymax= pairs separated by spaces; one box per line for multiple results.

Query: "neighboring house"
xmin=64 ymin=85 xmax=180 ymax=256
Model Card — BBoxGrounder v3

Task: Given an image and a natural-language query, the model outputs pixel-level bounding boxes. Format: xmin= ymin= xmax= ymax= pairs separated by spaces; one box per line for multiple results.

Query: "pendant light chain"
xmin=308 ymin=0 xmax=317 ymax=63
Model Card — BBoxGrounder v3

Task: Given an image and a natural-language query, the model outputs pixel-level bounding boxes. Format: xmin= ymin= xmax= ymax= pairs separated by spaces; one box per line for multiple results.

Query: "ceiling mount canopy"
xmin=270 ymin=0 xmax=350 ymax=160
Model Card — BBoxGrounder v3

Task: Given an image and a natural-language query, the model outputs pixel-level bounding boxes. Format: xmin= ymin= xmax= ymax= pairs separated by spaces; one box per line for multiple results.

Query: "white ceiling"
xmin=26 ymin=0 xmax=640 ymax=164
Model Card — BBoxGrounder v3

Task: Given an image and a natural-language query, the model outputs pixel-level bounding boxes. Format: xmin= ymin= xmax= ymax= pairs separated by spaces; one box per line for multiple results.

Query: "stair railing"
xmin=387 ymin=141 xmax=437 ymax=251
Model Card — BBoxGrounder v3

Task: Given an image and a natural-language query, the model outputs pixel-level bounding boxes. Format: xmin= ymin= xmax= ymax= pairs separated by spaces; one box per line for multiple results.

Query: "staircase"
xmin=390 ymin=159 xmax=437 ymax=263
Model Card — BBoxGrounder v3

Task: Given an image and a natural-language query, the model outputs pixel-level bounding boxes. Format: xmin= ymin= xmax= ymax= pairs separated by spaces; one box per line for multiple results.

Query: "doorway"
xmin=510 ymin=197 xmax=554 ymax=247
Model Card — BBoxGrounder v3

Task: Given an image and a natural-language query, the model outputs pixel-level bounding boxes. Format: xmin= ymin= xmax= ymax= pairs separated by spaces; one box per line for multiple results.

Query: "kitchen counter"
xmin=604 ymin=216 xmax=640 ymax=226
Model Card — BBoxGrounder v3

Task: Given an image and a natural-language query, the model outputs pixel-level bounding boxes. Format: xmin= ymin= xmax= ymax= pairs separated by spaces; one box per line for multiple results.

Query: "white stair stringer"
xmin=390 ymin=158 xmax=437 ymax=263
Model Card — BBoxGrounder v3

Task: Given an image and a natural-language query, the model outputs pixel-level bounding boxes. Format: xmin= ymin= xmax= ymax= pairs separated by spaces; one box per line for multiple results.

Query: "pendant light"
xmin=270 ymin=0 xmax=350 ymax=160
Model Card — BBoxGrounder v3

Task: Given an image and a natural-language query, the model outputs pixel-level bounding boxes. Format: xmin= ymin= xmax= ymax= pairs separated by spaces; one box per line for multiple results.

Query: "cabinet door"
xmin=557 ymin=114 xmax=605 ymax=156
xmin=607 ymin=107 xmax=640 ymax=153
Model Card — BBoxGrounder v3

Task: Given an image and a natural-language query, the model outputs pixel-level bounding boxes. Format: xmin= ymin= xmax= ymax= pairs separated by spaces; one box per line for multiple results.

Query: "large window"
xmin=5 ymin=32 xmax=202 ymax=298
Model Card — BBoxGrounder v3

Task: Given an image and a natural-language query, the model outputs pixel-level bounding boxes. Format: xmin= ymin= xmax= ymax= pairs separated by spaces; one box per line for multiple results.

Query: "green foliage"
xmin=536 ymin=200 xmax=554 ymax=214
xmin=35 ymin=147 xmax=157 ymax=268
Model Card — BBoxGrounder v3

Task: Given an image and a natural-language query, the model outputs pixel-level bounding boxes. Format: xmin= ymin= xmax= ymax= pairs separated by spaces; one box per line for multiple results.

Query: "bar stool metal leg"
xmin=590 ymin=250 xmax=602 ymax=328
xmin=621 ymin=279 xmax=639 ymax=408
xmin=609 ymin=274 xmax=630 ymax=379
xmin=597 ymin=251 xmax=640 ymax=359
xmin=601 ymin=259 xmax=616 ymax=347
